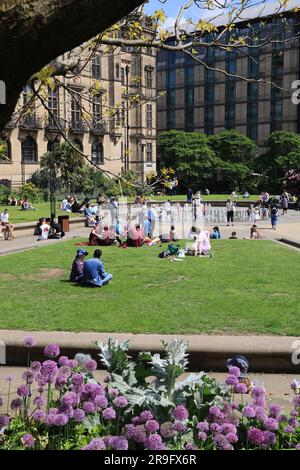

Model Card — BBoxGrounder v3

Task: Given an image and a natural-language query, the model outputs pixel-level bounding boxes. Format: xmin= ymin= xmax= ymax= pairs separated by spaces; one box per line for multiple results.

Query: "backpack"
xmin=168 ymin=244 xmax=180 ymax=256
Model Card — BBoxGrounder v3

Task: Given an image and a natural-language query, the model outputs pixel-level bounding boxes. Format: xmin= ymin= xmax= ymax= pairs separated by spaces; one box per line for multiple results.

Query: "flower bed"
xmin=0 ymin=337 xmax=300 ymax=450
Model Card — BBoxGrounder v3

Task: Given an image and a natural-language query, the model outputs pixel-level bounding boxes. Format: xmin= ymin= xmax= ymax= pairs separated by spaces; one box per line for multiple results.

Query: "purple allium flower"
xmin=40 ymin=360 xmax=58 ymax=382
xmin=247 ymin=427 xmax=265 ymax=445
xmin=85 ymin=360 xmax=97 ymax=372
xmin=145 ymin=420 xmax=160 ymax=433
xmin=226 ymin=432 xmax=238 ymax=444
xmin=269 ymin=403 xmax=281 ymax=419
xmin=21 ymin=433 xmax=35 ymax=448
xmin=44 ymin=343 xmax=60 ymax=358
xmin=213 ymin=434 xmax=230 ymax=450
xmin=58 ymin=365 xmax=72 ymax=378
xmin=94 ymin=395 xmax=108 ymax=409
xmin=82 ymin=438 xmax=106 ymax=450
xmin=32 ymin=409 xmax=46 ymax=422
xmin=292 ymin=395 xmax=300 ymax=408
xmin=251 ymin=386 xmax=265 ymax=400
xmin=173 ymin=421 xmax=187 ymax=433
xmin=172 ymin=405 xmax=189 ymax=421
xmin=10 ymin=398 xmax=23 ymax=411
xmin=0 ymin=414 xmax=10 ymax=429
xmin=279 ymin=414 xmax=288 ymax=423
xmin=132 ymin=425 xmax=147 ymax=443
xmin=132 ymin=416 xmax=141 ymax=425
xmin=291 ymin=410 xmax=298 ymax=417
xmin=209 ymin=405 xmax=221 ymax=418
xmin=102 ymin=407 xmax=116 ymax=420
xmin=144 ymin=433 xmax=165 ymax=450
xmin=108 ymin=436 xmax=128 ymax=451
xmin=235 ymin=383 xmax=248 ymax=394
xmin=71 ymin=373 xmax=84 ymax=387
xmin=55 ymin=376 xmax=67 ymax=390
xmin=62 ymin=391 xmax=77 ymax=407
xmin=243 ymin=405 xmax=256 ymax=419
xmin=22 ymin=371 xmax=35 ymax=385
xmin=160 ymin=422 xmax=176 ymax=439
xmin=125 ymin=424 xmax=136 ymax=440
xmin=263 ymin=431 xmax=276 ymax=446
xmin=73 ymin=408 xmax=86 ymax=422
xmin=58 ymin=356 xmax=69 ymax=367
xmin=108 ymin=387 xmax=119 ymax=398
xmin=296 ymin=444 xmax=300 ymax=450
xmin=68 ymin=359 xmax=78 ymax=369
xmin=254 ymin=397 xmax=266 ymax=408
xmin=30 ymin=361 xmax=41 ymax=373
xmin=225 ymin=375 xmax=239 ymax=386
xmin=210 ymin=423 xmax=221 ymax=433
xmin=114 ymin=396 xmax=128 ymax=409
xmin=221 ymin=423 xmax=237 ymax=435
xmin=288 ymin=417 xmax=299 ymax=428
xmin=255 ymin=406 xmax=266 ymax=422
xmin=35 ymin=373 xmax=47 ymax=387
xmin=139 ymin=411 xmax=153 ymax=422
xmin=228 ymin=366 xmax=240 ymax=378
xmin=186 ymin=442 xmax=197 ymax=450
xmin=231 ymin=401 xmax=239 ymax=409
xmin=23 ymin=336 xmax=36 ymax=348
xmin=197 ymin=421 xmax=209 ymax=432
xmin=83 ymin=401 xmax=95 ymax=413
xmin=291 ymin=379 xmax=300 ymax=392
xmin=264 ymin=417 xmax=278 ymax=432
xmin=53 ymin=413 xmax=69 ymax=426
xmin=284 ymin=425 xmax=294 ymax=434
xmin=198 ymin=431 xmax=207 ymax=442
xmin=17 ymin=384 xmax=30 ymax=397
xmin=6 ymin=376 xmax=13 ymax=382
xmin=60 ymin=405 xmax=74 ymax=418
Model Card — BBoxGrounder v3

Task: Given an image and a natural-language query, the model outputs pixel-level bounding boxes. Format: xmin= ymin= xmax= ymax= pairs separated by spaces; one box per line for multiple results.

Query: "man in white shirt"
xmin=0 ymin=209 xmax=14 ymax=239
xmin=37 ymin=218 xmax=50 ymax=241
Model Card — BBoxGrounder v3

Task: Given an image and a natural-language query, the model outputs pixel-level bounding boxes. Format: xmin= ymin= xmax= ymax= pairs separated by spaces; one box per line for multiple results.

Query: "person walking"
xmin=270 ymin=205 xmax=279 ymax=230
xmin=226 ymin=199 xmax=235 ymax=226
xmin=187 ymin=188 xmax=193 ymax=204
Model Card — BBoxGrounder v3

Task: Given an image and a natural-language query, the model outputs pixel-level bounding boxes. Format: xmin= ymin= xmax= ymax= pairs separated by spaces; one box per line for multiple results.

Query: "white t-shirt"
xmin=0 ymin=212 xmax=9 ymax=223
xmin=39 ymin=224 xmax=50 ymax=240
xmin=226 ymin=202 xmax=235 ymax=212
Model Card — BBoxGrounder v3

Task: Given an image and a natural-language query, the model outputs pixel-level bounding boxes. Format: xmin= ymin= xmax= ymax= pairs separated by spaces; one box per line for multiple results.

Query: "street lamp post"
xmin=125 ymin=64 xmax=130 ymax=172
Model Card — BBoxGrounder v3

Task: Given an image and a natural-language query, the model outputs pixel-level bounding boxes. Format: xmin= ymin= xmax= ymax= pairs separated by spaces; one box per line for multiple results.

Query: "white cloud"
xmin=163 ymin=16 xmax=187 ymax=30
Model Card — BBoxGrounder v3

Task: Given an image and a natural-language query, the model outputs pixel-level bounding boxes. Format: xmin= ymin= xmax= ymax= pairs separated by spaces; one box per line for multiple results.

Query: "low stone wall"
xmin=1 ymin=216 xmax=86 ymax=239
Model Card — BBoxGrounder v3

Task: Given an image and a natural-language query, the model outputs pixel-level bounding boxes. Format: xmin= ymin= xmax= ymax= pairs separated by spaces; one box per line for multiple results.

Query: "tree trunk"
xmin=0 ymin=0 xmax=143 ymax=131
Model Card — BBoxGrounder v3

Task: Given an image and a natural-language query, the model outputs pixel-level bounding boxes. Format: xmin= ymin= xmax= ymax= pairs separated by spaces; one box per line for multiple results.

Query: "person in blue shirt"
xmin=210 ymin=226 xmax=221 ymax=239
xmin=83 ymin=249 xmax=113 ymax=287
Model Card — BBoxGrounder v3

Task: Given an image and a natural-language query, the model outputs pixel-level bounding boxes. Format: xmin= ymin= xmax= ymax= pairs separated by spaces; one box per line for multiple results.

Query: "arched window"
xmin=73 ymin=139 xmax=83 ymax=152
xmin=21 ymin=137 xmax=37 ymax=163
xmin=91 ymin=141 xmax=104 ymax=165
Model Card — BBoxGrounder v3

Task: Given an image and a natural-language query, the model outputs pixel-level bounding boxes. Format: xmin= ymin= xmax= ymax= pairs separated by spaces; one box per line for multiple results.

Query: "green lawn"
xmin=1 ymin=203 xmax=81 ymax=224
xmin=0 ymin=239 xmax=299 ymax=335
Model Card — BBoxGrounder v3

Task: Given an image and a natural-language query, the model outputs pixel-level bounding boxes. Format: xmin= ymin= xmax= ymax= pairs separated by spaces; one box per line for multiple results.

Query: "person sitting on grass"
xmin=70 ymin=249 xmax=88 ymax=283
xmin=83 ymin=249 xmax=113 ymax=287
xmin=210 ymin=226 xmax=221 ymax=239
xmin=21 ymin=197 xmax=37 ymax=211
xmin=229 ymin=231 xmax=238 ymax=239
xmin=126 ymin=224 xmax=144 ymax=247
xmin=83 ymin=203 xmax=96 ymax=226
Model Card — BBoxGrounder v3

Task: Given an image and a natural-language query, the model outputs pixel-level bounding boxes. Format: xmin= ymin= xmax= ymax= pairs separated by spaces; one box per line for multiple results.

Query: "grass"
xmin=1 ymin=203 xmax=81 ymax=224
xmin=0 ymin=239 xmax=299 ymax=335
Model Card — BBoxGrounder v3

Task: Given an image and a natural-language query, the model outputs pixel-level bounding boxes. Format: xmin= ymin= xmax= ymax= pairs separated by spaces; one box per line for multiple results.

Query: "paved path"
xmin=0 ymin=367 xmax=297 ymax=410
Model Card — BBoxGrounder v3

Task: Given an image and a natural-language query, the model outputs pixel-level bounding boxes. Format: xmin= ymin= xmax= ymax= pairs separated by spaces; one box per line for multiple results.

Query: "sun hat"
xmin=76 ymin=249 xmax=88 ymax=257
xmin=227 ymin=355 xmax=249 ymax=378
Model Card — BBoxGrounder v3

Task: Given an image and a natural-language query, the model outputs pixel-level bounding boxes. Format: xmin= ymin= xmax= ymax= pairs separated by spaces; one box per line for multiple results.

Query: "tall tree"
xmin=0 ymin=0 xmax=142 ymax=129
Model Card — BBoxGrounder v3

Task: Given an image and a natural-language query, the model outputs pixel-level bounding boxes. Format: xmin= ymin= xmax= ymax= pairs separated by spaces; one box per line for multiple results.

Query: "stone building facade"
xmin=0 ymin=19 xmax=157 ymax=189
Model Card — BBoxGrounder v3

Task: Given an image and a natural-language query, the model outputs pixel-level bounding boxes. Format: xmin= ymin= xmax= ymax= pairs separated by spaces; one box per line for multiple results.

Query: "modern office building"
xmin=0 ymin=17 xmax=157 ymax=188
xmin=157 ymin=1 xmax=300 ymax=149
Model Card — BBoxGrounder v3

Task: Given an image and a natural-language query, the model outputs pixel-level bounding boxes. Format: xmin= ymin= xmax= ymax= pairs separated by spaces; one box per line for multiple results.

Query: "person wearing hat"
xmin=227 ymin=355 xmax=251 ymax=391
xmin=83 ymin=249 xmax=113 ymax=287
xmin=70 ymin=249 xmax=88 ymax=283
xmin=210 ymin=226 xmax=221 ymax=239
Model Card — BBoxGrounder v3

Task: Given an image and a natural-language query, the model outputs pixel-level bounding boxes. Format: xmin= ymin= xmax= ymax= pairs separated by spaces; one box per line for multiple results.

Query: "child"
xmin=210 ymin=226 xmax=221 ymax=239
xmin=227 ymin=355 xmax=251 ymax=392
xmin=170 ymin=225 xmax=179 ymax=241
xmin=229 ymin=231 xmax=237 ymax=239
